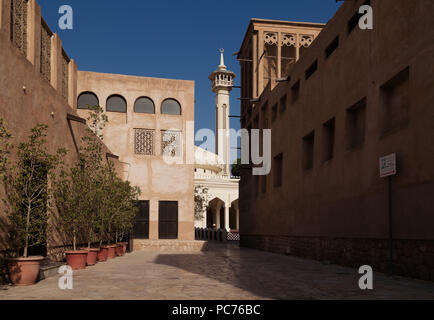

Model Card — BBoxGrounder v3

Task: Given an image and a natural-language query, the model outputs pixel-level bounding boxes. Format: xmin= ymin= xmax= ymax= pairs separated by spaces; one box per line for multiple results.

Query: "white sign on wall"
xmin=379 ymin=153 xmax=397 ymax=178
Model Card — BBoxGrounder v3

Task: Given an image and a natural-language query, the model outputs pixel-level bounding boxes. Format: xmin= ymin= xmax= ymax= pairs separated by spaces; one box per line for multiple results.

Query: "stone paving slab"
xmin=1 ymin=244 xmax=434 ymax=300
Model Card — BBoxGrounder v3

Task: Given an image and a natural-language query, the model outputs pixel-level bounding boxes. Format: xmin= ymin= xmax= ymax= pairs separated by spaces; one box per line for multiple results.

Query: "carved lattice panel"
xmin=299 ymin=35 xmax=314 ymax=48
xmin=161 ymin=130 xmax=181 ymax=157
xmin=264 ymin=32 xmax=278 ymax=46
xmin=135 ymin=129 xmax=154 ymax=155
xmin=40 ymin=22 xmax=51 ymax=82
xmin=10 ymin=0 xmax=28 ymax=55
xmin=282 ymin=33 xmax=296 ymax=47
xmin=61 ymin=53 xmax=69 ymax=100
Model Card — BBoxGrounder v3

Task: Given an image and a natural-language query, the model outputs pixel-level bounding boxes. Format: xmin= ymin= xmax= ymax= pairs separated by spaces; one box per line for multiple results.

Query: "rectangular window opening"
xmin=261 ymin=175 xmax=267 ymax=194
xmin=274 ymin=153 xmax=283 ymax=188
xmin=345 ymin=98 xmax=367 ymax=150
xmin=271 ymin=103 xmax=278 ymax=122
xmin=280 ymin=95 xmax=287 ymax=114
xmin=305 ymin=60 xmax=318 ymax=80
xmin=302 ymin=131 xmax=315 ymax=171
xmin=380 ymin=67 xmax=410 ymax=135
xmin=325 ymin=36 xmax=339 ymax=58
xmin=291 ymin=80 xmax=300 ymax=103
xmin=322 ymin=118 xmax=335 ymax=162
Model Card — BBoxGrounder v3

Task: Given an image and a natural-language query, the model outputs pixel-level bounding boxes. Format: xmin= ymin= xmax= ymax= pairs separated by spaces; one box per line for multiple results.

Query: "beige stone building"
xmin=0 ymin=0 xmax=199 ymax=260
xmin=77 ymin=72 xmax=196 ymax=248
xmin=0 ymin=0 xmax=124 ymax=259
xmin=238 ymin=0 xmax=434 ymax=281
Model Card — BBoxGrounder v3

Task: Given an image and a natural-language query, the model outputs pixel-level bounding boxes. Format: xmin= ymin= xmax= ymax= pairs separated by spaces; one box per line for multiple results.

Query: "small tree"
xmin=110 ymin=179 xmax=140 ymax=243
xmin=4 ymin=124 xmax=66 ymax=258
xmin=53 ymin=160 xmax=89 ymax=251
xmin=87 ymin=105 xmax=108 ymax=140
xmin=194 ymin=186 xmax=209 ymax=221
xmin=231 ymin=158 xmax=242 ymax=177
xmin=0 ymin=118 xmax=12 ymax=179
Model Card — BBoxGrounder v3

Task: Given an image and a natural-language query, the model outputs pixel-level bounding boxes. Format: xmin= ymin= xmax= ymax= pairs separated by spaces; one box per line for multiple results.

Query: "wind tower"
xmin=209 ymin=49 xmax=236 ymax=175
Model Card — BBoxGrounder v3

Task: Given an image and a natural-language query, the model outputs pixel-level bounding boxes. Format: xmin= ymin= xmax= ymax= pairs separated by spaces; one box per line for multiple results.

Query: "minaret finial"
xmin=219 ymin=48 xmax=226 ymax=69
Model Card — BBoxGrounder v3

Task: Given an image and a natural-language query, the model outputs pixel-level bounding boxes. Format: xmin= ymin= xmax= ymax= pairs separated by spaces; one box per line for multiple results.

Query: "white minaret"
xmin=209 ymin=49 xmax=236 ymax=175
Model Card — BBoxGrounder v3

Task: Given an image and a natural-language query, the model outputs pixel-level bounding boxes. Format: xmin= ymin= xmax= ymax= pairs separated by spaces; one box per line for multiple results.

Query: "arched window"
xmin=106 ymin=94 xmax=127 ymax=113
xmin=135 ymin=97 xmax=155 ymax=114
xmin=77 ymin=92 xmax=99 ymax=109
xmin=161 ymin=98 xmax=182 ymax=115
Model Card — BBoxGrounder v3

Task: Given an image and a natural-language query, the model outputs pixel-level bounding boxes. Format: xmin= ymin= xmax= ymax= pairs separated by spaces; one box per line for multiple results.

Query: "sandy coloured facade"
xmin=0 ymin=0 xmax=125 ymax=262
xmin=237 ymin=0 xmax=434 ymax=281
xmin=0 ymin=0 xmax=199 ymax=270
xmin=77 ymin=71 xmax=196 ymax=247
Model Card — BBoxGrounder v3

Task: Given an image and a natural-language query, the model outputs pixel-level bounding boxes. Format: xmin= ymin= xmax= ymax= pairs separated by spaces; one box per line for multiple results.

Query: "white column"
xmin=203 ymin=209 xmax=207 ymax=228
xmin=215 ymin=208 xmax=220 ymax=229
xmin=224 ymin=207 xmax=230 ymax=231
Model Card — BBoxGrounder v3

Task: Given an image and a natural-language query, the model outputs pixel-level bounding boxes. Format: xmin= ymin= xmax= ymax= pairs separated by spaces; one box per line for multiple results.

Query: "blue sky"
xmin=38 ymin=0 xmax=341 ymax=155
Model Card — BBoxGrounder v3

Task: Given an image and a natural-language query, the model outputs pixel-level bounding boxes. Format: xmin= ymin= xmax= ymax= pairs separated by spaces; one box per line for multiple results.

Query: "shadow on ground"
xmin=153 ymin=242 xmax=434 ymax=300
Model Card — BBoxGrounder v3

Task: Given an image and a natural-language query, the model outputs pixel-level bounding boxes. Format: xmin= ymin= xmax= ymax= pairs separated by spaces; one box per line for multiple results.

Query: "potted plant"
xmin=54 ymin=164 xmax=89 ymax=270
xmin=84 ymin=105 xmax=111 ymax=262
xmin=3 ymin=124 xmax=66 ymax=285
xmin=111 ymin=180 xmax=140 ymax=256
xmin=54 ymin=120 xmax=115 ymax=269
xmin=100 ymin=160 xmax=140 ymax=258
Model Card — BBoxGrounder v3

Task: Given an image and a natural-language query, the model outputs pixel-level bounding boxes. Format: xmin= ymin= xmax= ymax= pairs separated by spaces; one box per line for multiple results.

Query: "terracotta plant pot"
xmin=115 ymin=244 xmax=123 ymax=257
xmin=107 ymin=245 xmax=116 ymax=259
xmin=65 ymin=251 xmax=88 ymax=270
xmin=7 ymin=256 xmax=44 ymax=286
xmin=119 ymin=242 xmax=128 ymax=255
xmin=97 ymin=247 xmax=108 ymax=262
xmin=81 ymin=248 xmax=99 ymax=266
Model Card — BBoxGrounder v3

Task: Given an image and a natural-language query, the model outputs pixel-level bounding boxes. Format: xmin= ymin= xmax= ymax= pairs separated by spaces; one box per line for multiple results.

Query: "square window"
xmin=134 ymin=129 xmax=154 ymax=155
xmin=161 ymin=130 xmax=182 ymax=157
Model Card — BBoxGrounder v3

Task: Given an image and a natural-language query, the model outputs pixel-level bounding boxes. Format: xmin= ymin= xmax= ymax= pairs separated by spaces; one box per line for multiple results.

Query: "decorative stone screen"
xmin=10 ymin=0 xmax=28 ymax=55
xmin=134 ymin=129 xmax=154 ymax=155
xmin=40 ymin=20 xmax=52 ymax=82
xmin=61 ymin=51 xmax=70 ymax=100
xmin=161 ymin=130 xmax=181 ymax=157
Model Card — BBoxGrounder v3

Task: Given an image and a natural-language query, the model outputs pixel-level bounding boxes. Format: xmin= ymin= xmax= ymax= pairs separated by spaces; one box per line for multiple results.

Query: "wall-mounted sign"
xmin=379 ymin=153 xmax=397 ymax=178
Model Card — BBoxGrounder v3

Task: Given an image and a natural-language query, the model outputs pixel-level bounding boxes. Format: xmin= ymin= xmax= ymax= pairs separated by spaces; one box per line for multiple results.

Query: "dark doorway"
xmin=220 ymin=207 xmax=225 ymax=229
xmin=206 ymin=208 xmax=213 ymax=228
xmin=159 ymin=201 xmax=178 ymax=239
xmin=133 ymin=201 xmax=149 ymax=239
xmin=229 ymin=207 xmax=237 ymax=230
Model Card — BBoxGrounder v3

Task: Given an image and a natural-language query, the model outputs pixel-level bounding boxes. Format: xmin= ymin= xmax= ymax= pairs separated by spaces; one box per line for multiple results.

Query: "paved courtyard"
xmin=1 ymin=243 xmax=434 ymax=300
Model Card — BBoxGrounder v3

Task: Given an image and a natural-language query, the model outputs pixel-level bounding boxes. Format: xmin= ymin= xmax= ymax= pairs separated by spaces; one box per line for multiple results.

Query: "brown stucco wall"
xmin=239 ymin=0 xmax=434 ymax=280
xmin=0 ymin=0 xmax=123 ymax=280
xmin=77 ymin=71 xmax=195 ymax=242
